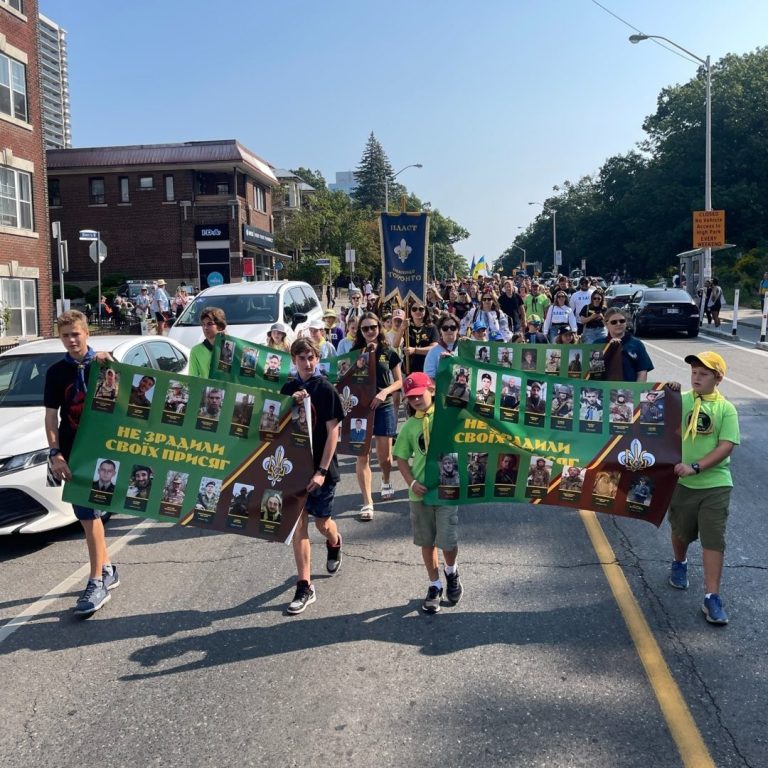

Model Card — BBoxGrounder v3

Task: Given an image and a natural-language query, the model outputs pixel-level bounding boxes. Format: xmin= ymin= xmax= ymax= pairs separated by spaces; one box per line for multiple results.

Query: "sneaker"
xmin=326 ymin=534 xmax=342 ymax=574
xmin=422 ymin=585 xmax=443 ymax=614
xmin=380 ymin=482 xmax=394 ymax=500
xmin=445 ymin=569 xmax=463 ymax=605
xmin=669 ymin=560 xmax=689 ymax=590
xmin=73 ymin=579 xmax=111 ymax=615
xmin=702 ymin=594 xmax=729 ymax=625
xmin=287 ymin=581 xmax=316 ymax=615
xmin=102 ymin=564 xmax=120 ymax=591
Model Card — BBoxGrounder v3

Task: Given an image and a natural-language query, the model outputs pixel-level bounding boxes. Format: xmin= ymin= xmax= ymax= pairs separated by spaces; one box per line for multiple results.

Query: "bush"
xmin=53 ymin=283 xmax=85 ymax=300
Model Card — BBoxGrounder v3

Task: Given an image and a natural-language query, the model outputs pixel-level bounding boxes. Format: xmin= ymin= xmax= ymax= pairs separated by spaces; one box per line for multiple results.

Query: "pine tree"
xmin=352 ymin=132 xmax=395 ymax=210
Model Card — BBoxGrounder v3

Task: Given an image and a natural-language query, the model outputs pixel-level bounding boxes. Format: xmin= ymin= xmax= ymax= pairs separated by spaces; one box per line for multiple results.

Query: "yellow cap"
xmin=684 ymin=351 xmax=726 ymax=377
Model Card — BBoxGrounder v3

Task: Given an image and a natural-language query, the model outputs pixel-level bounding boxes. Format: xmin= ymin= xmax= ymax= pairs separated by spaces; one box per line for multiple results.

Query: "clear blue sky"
xmin=40 ymin=0 xmax=768 ymax=265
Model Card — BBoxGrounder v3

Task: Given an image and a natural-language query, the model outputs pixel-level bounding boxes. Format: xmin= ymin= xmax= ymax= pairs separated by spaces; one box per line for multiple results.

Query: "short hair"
xmin=57 ymin=309 xmax=88 ymax=330
xmin=290 ymin=338 xmax=321 ymax=358
xmin=99 ymin=459 xmax=116 ymax=470
xmin=200 ymin=307 xmax=227 ymax=329
xmin=604 ymin=307 xmax=626 ymax=322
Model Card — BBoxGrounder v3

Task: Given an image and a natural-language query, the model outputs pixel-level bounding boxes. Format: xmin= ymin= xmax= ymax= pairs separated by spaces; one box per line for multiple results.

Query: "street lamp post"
xmin=629 ymin=33 xmax=712 ymax=293
xmin=528 ymin=202 xmax=558 ymax=274
xmin=385 ymin=163 xmax=423 ymax=211
xmin=510 ymin=243 xmax=527 ymax=271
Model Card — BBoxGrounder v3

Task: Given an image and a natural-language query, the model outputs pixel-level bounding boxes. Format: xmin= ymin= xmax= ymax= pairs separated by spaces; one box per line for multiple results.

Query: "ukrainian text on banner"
xmin=456 ymin=338 xmax=609 ymax=380
xmin=62 ymin=363 xmax=314 ymax=541
xmin=425 ymin=356 xmax=682 ymax=526
xmin=379 ymin=212 xmax=430 ymax=305
xmin=209 ymin=334 xmax=377 ymax=456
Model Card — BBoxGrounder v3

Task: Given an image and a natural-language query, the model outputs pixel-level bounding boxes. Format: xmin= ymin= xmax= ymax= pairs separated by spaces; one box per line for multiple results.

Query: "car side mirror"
xmin=291 ymin=312 xmax=307 ymax=330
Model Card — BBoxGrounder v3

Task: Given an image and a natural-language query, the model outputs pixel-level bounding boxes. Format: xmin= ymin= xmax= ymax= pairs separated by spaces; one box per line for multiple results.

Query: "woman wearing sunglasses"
xmin=603 ymin=307 xmax=654 ymax=382
xmin=458 ymin=291 xmax=511 ymax=341
xmin=542 ymin=291 xmax=579 ymax=343
xmin=424 ymin=313 xmax=461 ymax=380
xmin=579 ymin=290 xmax=608 ymax=344
xmin=352 ymin=312 xmax=403 ymax=518
xmin=393 ymin=302 xmax=439 ymax=374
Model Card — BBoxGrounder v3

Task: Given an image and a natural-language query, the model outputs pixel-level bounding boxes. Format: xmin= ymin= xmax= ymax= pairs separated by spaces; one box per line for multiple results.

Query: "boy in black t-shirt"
xmin=280 ymin=338 xmax=346 ymax=614
xmin=44 ymin=310 xmax=118 ymax=616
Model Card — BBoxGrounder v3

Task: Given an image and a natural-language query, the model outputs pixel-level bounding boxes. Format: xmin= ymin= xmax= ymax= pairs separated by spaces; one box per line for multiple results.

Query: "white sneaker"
xmin=380 ymin=482 xmax=394 ymax=500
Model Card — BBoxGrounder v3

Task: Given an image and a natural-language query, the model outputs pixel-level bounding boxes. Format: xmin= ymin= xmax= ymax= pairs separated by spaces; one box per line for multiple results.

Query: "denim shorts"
xmin=373 ymin=402 xmax=397 ymax=437
xmin=73 ymin=504 xmax=107 ymax=521
xmin=305 ymin=479 xmax=337 ymax=518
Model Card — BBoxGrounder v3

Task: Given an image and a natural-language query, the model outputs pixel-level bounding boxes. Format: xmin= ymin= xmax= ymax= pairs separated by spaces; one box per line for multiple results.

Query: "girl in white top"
xmin=543 ymin=291 xmax=578 ymax=342
xmin=458 ymin=291 xmax=511 ymax=341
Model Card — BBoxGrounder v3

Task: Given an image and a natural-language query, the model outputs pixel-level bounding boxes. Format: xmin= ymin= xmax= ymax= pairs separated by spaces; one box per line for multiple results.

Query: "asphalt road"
xmin=0 ymin=332 xmax=765 ymax=768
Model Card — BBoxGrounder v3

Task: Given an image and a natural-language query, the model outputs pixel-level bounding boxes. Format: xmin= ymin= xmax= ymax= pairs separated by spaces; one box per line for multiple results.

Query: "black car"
xmin=626 ymin=288 xmax=699 ymax=337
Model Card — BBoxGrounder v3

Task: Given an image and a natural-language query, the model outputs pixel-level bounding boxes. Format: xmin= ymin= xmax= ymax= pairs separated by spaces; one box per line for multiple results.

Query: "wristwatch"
xmin=49 ymin=447 xmax=62 ymax=458
xmin=691 ymin=462 xmax=701 ymax=474
xmin=316 ymin=467 xmax=329 ymax=477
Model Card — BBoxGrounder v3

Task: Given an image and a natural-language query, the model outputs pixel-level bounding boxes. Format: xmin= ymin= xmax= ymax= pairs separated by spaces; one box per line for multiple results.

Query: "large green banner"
xmin=425 ymin=355 xmax=681 ymax=526
xmin=208 ymin=334 xmax=378 ymax=456
xmin=63 ymin=363 xmax=315 ymax=541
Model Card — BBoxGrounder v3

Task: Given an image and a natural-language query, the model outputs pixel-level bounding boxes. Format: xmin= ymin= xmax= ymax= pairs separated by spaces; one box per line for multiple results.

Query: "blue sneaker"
xmin=669 ymin=560 xmax=689 ymax=590
xmin=702 ymin=594 xmax=729 ymax=625
xmin=102 ymin=564 xmax=120 ymax=591
xmin=73 ymin=578 xmax=111 ymax=615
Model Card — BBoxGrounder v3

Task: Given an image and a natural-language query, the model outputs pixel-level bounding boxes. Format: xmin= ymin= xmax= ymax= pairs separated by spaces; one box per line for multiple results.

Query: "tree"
xmin=290 ymin=167 xmax=326 ymax=190
xmin=351 ymin=132 xmax=395 ymax=210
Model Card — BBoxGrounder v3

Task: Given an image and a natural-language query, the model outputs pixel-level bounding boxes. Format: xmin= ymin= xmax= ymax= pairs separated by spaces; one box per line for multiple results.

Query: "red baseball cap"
xmin=403 ymin=372 xmax=433 ymax=396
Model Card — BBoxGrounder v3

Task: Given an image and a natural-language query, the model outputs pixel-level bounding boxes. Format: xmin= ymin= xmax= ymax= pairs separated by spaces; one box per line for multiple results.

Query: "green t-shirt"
xmin=189 ymin=340 xmax=214 ymax=378
xmin=679 ymin=390 xmax=740 ymax=489
xmin=393 ymin=412 xmax=432 ymax=501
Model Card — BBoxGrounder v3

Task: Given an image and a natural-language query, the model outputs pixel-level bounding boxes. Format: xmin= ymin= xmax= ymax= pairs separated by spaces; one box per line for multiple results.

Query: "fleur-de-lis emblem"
xmin=394 ymin=238 xmax=412 ymax=264
xmin=262 ymin=445 xmax=293 ymax=487
xmin=339 ymin=385 xmax=358 ymax=416
xmin=618 ymin=439 xmax=656 ymax=472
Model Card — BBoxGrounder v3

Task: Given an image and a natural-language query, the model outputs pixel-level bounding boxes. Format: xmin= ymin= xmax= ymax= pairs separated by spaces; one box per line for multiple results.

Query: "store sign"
xmin=195 ymin=224 xmax=229 ymax=240
xmin=243 ymin=225 xmax=275 ymax=247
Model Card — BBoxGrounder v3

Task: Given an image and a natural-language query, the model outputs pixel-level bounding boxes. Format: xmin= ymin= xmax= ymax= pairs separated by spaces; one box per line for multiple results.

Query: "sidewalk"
xmin=718 ymin=308 xmax=765 ymax=329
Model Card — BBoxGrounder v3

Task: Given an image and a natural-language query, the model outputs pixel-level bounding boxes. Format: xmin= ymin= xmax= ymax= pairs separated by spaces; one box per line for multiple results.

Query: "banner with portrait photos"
xmin=207 ymin=334 xmax=377 ymax=456
xmin=379 ymin=211 xmax=430 ymax=304
xmin=456 ymin=338 xmax=610 ymax=380
xmin=63 ymin=363 xmax=315 ymax=542
xmin=425 ymin=356 xmax=682 ymax=526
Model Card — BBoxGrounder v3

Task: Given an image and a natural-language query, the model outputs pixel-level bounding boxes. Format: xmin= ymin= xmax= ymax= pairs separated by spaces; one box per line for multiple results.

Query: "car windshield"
xmin=644 ymin=290 xmax=692 ymax=302
xmin=174 ymin=294 xmax=280 ymax=327
xmin=0 ymin=353 xmax=61 ymax=407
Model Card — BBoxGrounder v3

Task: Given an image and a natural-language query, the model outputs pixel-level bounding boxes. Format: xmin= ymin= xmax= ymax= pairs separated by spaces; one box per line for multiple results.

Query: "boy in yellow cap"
xmin=668 ymin=351 xmax=740 ymax=625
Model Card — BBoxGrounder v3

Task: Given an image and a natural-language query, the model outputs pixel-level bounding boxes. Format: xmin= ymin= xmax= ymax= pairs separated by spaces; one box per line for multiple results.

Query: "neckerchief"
xmin=684 ymin=390 xmax=724 ymax=442
xmin=414 ymin=403 xmax=434 ymax=453
xmin=64 ymin=347 xmax=96 ymax=395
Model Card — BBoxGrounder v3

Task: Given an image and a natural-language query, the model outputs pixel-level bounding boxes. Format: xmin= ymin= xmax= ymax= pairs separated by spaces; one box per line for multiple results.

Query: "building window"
xmin=0 ymin=277 xmax=38 ymax=338
xmin=48 ymin=178 xmax=61 ymax=207
xmin=3 ymin=0 xmax=25 ymax=13
xmin=164 ymin=174 xmax=175 ymax=202
xmin=254 ymin=185 xmax=266 ymax=212
xmin=216 ymin=182 xmax=229 ymax=196
xmin=0 ymin=52 xmax=28 ymax=123
xmin=0 ymin=166 xmax=32 ymax=229
xmin=139 ymin=175 xmax=154 ymax=190
xmin=89 ymin=177 xmax=105 ymax=205
xmin=119 ymin=176 xmax=130 ymax=203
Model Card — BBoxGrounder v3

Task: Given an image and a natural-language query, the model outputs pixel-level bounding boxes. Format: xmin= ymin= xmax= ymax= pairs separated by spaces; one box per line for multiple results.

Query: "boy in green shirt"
xmin=668 ymin=351 xmax=740 ymax=625
xmin=393 ymin=372 xmax=463 ymax=613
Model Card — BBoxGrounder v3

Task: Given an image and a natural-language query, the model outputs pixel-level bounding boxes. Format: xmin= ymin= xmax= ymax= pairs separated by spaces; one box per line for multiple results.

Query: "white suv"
xmin=168 ymin=280 xmax=323 ymax=349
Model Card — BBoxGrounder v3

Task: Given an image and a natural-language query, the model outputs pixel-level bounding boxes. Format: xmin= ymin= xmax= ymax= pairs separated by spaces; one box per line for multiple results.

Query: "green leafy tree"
xmin=290 ymin=167 xmax=326 ymax=190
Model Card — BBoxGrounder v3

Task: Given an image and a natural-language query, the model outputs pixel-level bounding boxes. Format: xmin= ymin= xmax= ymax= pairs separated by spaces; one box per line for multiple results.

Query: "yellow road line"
xmin=579 ymin=509 xmax=715 ymax=768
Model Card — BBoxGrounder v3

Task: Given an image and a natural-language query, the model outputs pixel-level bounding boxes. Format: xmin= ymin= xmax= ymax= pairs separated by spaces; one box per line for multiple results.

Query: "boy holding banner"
xmin=393 ymin=372 xmax=463 ymax=614
xmin=281 ymin=338 xmax=345 ymax=615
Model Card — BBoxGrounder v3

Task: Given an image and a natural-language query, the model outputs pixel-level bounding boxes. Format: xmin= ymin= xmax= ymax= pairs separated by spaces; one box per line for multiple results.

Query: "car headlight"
xmin=0 ymin=448 xmax=51 ymax=476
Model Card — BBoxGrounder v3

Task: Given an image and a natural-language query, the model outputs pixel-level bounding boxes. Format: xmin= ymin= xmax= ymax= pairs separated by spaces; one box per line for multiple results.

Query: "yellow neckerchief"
xmin=414 ymin=403 xmax=435 ymax=453
xmin=684 ymin=389 xmax=724 ymax=441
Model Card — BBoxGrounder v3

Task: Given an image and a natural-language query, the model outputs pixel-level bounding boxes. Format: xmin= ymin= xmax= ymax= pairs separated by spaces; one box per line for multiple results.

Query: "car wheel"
xmin=687 ymin=325 xmax=699 ymax=338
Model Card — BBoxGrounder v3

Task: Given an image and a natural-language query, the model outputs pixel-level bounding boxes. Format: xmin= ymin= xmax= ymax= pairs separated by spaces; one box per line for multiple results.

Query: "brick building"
xmin=46 ymin=140 xmax=287 ymax=292
xmin=1 ymin=0 xmax=52 ymax=340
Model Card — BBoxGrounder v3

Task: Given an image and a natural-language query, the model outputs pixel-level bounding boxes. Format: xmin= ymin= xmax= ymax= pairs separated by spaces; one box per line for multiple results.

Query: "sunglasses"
xmin=482 ymin=296 xmax=493 ymax=301
xmin=361 ymin=325 xmax=379 ymax=332
xmin=441 ymin=324 xmax=458 ymax=331
xmin=412 ymin=307 xmax=426 ymax=312
xmin=609 ymin=318 xmax=626 ymax=325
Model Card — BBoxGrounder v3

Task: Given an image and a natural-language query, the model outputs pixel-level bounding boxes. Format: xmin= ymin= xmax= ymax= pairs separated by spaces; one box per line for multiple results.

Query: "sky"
xmin=39 ymin=0 xmax=768 ymax=265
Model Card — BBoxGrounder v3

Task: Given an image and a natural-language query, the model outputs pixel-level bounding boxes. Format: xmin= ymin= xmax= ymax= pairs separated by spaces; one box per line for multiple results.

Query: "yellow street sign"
xmin=693 ymin=210 xmax=725 ymax=248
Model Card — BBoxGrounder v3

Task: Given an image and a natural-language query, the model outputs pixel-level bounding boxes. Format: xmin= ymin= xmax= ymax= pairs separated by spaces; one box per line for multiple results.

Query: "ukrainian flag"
xmin=472 ymin=255 xmax=487 ymax=279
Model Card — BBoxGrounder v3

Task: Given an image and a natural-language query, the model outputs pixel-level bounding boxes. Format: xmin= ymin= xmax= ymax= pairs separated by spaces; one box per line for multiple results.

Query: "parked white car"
xmin=168 ymin=280 xmax=323 ymax=349
xmin=0 ymin=335 xmax=189 ymax=535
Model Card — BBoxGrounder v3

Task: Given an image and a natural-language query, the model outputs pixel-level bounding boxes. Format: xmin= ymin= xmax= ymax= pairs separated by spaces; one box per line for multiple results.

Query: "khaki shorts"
xmin=409 ymin=500 xmax=459 ymax=551
xmin=668 ymin=484 xmax=731 ymax=552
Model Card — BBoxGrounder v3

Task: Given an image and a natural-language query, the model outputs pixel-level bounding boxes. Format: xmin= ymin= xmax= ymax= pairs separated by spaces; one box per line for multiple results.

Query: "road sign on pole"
xmin=316 ymin=258 xmax=331 ymax=267
xmin=79 ymin=229 xmax=99 ymax=241
xmin=693 ymin=210 xmax=725 ymax=248
xmin=89 ymin=240 xmax=107 ymax=264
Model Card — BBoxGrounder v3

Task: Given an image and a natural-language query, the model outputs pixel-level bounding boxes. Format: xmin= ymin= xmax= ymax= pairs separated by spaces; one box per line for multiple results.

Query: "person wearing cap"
xmin=667 ymin=351 xmax=740 ymax=626
xmin=267 ymin=322 xmax=291 ymax=352
xmin=189 ymin=307 xmax=227 ymax=377
xmin=150 ymin=279 xmax=171 ymax=335
xmin=322 ymin=309 xmax=344 ymax=349
xmin=524 ymin=314 xmax=547 ymax=344
xmin=603 ymin=307 xmax=654 ymax=382
xmin=351 ymin=312 xmax=402 ymax=516
xmin=475 ymin=372 xmax=495 ymax=405
xmin=307 ymin=319 xmax=337 ymax=359
xmin=393 ymin=372 xmax=463 ymax=613
xmin=569 ymin=277 xmax=594 ymax=330
xmin=385 ymin=308 xmax=406 ymax=348
xmin=134 ymin=285 xmax=151 ymax=320
xmin=469 ymin=318 xmax=489 ymax=342
xmin=446 ymin=367 xmax=471 ymax=403
xmin=609 ymin=391 xmax=633 ymax=423
xmin=554 ymin=326 xmax=579 ymax=345
xmin=543 ymin=290 xmax=578 ymax=343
